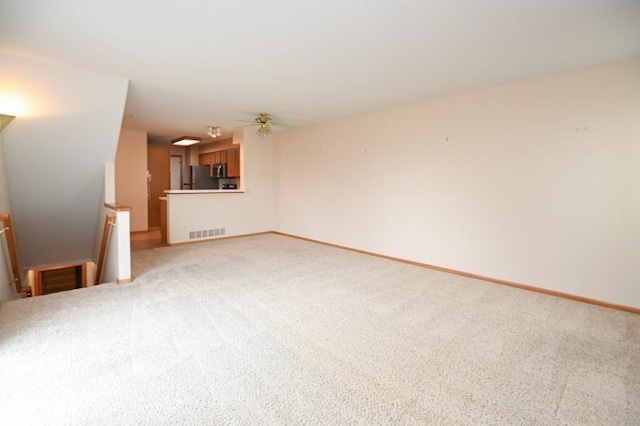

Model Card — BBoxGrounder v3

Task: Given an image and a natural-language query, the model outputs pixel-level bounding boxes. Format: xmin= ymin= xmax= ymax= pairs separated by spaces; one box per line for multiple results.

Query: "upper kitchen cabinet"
xmin=211 ymin=150 xmax=228 ymax=165
xmin=227 ymin=147 xmax=240 ymax=178
xmin=199 ymin=153 xmax=211 ymax=165
xmin=197 ymin=139 xmax=240 ymax=178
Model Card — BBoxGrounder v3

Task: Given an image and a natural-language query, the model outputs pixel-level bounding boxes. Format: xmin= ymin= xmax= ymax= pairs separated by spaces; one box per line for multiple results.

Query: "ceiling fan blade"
xmin=272 ymin=121 xmax=296 ymax=128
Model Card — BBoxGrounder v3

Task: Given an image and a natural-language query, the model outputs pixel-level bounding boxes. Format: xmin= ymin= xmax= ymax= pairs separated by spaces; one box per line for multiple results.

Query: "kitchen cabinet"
xmin=198 ymin=153 xmax=211 ymax=165
xmin=199 ymin=148 xmax=239 ymax=177
xmin=226 ymin=147 xmax=240 ymax=178
xmin=209 ymin=150 xmax=227 ymax=165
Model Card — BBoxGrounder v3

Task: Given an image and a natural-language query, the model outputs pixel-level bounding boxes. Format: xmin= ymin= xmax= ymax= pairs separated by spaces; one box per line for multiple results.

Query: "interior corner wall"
xmin=274 ymin=57 xmax=640 ymax=309
xmin=116 ymin=128 xmax=148 ymax=232
xmin=0 ymin=53 xmax=129 ymax=270
xmin=0 ymin=131 xmax=19 ymax=303
xmin=0 ymin=133 xmax=12 ymax=215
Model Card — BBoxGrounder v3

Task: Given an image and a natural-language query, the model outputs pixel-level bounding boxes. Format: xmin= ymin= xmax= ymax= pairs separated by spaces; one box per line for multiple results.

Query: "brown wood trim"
xmin=272 ymin=231 xmax=640 ymax=315
xmin=33 ymin=269 xmax=41 ymax=297
xmin=34 ymin=262 xmax=86 ymax=272
xmin=95 ymin=213 xmax=116 ymax=285
xmin=0 ymin=214 xmax=25 ymax=295
xmin=104 ymin=203 xmax=132 ymax=212
xmin=167 ymin=231 xmax=272 ymax=247
xmin=33 ymin=262 xmax=87 ymax=296
xmin=117 ymin=278 xmax=133 ymax=284
xmin=129 ymin=226 xmax=160 ymax=235
xmin=81 ymin=263 xmax=87 ymax=288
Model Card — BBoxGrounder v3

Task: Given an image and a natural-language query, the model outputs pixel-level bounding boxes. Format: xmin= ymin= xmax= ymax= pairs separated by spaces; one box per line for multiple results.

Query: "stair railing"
xmin=0 ymin=213 xmax=32 ymax=297
xmin=95 ymin=212 xmax=116 ymax=285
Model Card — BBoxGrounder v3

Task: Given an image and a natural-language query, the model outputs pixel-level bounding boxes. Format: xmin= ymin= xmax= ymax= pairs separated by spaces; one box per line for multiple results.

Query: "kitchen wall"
xmin=273 ymin=57 xmax=640 ymax=309
xmin=115 ymin=128 xmax=148 ymax=232
xmin=199 ymin=138 xmax=236 ymax=154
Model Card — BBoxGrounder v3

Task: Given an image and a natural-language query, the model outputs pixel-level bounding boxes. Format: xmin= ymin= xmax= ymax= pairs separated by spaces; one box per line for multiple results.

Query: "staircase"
xmin=0 ymin=213 xmax=31 ymax=298
xmin=0 ymin=206 xmax=131 ymax=300
xmin=38 ymin=265 xmax=84 ymax=295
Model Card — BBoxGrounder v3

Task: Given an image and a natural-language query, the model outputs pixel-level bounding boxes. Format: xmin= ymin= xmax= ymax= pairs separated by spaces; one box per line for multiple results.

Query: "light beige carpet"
xmin=1 ymin=234 xmax=638 ymax=424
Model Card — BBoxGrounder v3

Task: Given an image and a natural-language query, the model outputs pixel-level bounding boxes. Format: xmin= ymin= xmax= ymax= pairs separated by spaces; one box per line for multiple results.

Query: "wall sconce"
xmin=171 ymin=136 xmax=201 ymax=146
xmin=0 ymin=114 xmax=16 ymax=133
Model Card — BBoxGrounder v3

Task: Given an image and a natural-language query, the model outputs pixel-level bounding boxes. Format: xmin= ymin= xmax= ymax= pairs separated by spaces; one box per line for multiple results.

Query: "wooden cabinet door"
xmin=227 ymin=148 xmax=240 ymax=177
xmin=199 ymin=153 xmax=210 ymax=165
xmin=219 ymin=150 xmax=227 ymax=164
xmin=212 ymin=151 xmax=221 ymax=164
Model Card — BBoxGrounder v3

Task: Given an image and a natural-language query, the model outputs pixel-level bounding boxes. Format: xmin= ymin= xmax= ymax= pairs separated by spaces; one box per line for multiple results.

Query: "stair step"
xmin=42 ymin=281 xmax=79 ymax=294
xmin=39 ymin=265 xmax=83 ymax=296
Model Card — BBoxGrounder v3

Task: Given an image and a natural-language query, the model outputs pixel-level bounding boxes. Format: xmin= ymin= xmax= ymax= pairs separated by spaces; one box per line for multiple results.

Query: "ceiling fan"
xmin=236 ymin=113 xmax=293 ymax=139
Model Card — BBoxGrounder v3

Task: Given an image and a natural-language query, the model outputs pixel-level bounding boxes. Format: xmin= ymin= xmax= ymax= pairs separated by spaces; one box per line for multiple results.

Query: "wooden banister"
xmin=95 ymin=212 xmax=116 ymax=285
xmin=0 ymin=213 xmax=31 ymax=297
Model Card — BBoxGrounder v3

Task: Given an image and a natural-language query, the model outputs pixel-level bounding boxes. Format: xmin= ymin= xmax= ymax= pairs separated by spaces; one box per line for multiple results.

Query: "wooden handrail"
xmin=0 ymin=213 xmax=31 ymax=297
xmin=95 ymin=212 xmax=116 ymax=285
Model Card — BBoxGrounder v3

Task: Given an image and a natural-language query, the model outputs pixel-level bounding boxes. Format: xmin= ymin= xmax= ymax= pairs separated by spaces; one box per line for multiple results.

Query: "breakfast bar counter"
xmin=164 ymin=189 xmax=244 ymax=194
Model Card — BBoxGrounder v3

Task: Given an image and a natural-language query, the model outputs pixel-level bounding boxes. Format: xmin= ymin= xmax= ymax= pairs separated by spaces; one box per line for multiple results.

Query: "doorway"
xmin=147 ymin=145 xmax=170 ymax=228
xmin=170 ymin=155 xmax=183 ymax=190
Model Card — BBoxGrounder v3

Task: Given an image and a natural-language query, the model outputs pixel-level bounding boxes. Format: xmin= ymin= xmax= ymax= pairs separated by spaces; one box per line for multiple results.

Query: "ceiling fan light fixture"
xmin=171 ymin=136 xmax=201 ymax=146
xmin=207 ymin=126 xmax=222 ymax=138
xmin=256 ymin=124 xmax=271 ymax=138
xmin=254 ymin=114 xmax=273 ymax=139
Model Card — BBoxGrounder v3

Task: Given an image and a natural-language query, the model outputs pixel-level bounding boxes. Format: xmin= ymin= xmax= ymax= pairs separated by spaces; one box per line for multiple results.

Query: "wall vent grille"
xmin=188 ymin=228 xmax=226 ymax=240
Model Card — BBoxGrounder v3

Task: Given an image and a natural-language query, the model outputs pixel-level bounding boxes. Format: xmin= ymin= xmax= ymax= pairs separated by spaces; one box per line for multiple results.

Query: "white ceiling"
xmin=1 ymin=0 xmax=639 ymax=143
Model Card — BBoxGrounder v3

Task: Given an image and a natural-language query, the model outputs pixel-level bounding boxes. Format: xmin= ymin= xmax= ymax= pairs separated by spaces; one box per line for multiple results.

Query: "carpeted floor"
xmin=1 ymin=234 xmax=639 ymax=425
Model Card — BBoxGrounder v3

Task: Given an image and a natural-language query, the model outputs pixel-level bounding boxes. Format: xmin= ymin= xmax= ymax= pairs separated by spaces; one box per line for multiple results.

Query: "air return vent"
xmin=189 ymin=228 xmax=226 ymax=240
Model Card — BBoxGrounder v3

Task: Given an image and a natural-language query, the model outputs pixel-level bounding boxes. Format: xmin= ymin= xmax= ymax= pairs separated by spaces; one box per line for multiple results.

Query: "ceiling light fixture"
xmin=171 ymin=136 xmax=201 ymax=146
xmin=207 ymin=126 xmax=222 ymax=138
xmin=254 ymin=113 xmax=272 ymax=139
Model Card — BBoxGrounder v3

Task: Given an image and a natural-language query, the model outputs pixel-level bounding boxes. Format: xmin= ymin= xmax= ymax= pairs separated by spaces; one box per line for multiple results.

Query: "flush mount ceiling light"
xmin=171 ymin=136 xmax=201 ymax=146
xmin=207 ymin=126 xmax=222 ymax=138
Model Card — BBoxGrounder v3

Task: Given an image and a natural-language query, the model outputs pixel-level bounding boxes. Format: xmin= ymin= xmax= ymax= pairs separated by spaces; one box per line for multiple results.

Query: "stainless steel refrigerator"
xmin=182 ymin=165 xmax=218 ymax=189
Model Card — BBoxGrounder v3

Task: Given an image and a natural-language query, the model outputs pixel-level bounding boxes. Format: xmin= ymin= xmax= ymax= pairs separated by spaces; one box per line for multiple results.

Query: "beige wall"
xmin=0 ymin=53 xmax=128 ymax=270
xmin=166 ymin=129 xmax=274 ymax=243
xmin=115 ymin=128 xmax=148 ymax=232
xmin=199 ymin=138 xmax=235 ymax=153
xmin=0 ymin=133 xmax=12 ymax=219
xmin=170 ymin=145 xmax=185 ymax=158
xmin=0 ymin=132 xmax=19 ymax=303
xmin=274 ymin=57 xmax=640 ymax=309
